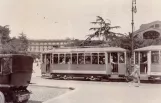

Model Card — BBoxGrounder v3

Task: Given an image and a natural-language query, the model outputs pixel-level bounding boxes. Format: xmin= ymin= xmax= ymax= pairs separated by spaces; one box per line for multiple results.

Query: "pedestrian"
xmin=130 ymin=64 xmax=140 ymax=87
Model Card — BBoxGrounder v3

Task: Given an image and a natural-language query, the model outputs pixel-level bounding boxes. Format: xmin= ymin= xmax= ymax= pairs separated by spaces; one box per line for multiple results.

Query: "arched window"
xmin=143 ymin=31 xmax=160 ymax=39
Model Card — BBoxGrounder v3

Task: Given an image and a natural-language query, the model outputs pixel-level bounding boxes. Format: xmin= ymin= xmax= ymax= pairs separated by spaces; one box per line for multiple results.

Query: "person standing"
xmin=130 ymin=64 xmax=140 ymax=87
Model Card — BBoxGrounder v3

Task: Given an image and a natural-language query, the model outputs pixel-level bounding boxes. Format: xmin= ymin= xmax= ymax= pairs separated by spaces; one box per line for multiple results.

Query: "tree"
xmin=18 ymin=32 xmax=29 ymax=51
xmin=0 ymin=25 xmax=10 ymax=44
xmin=87 ymin=16 xmax=122 ymax=42
xmin=1 ymin=32 xmax=29 ymax=54
xmin=8 ymin=33 xmax=29 ymax=53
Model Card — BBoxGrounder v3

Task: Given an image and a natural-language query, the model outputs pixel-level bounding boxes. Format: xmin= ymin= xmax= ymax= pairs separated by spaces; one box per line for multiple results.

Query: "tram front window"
xmin=92 ymin=53 xmax=98 ymax=64
xmin=46 ymin=54 xmax=51 ymax=72
xmin=151 ymin=51 xmax=159 ymax=64
xmin=140 ymin=52 xmax=147 ymax=63
xmin=135 ymin=52 xmax=139 ymax=64
xmin=140 ymin=52 xmax=147 ymax=74
xmin=111 ymin=52 xmax=118 ymax=73
xmin=119 ymin=53 xmax=125 ymax=63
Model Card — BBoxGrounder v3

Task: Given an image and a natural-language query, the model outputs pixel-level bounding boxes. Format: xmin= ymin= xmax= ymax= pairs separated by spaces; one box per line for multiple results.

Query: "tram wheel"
xmin=0 ymin=91 xmax=5 ymax=103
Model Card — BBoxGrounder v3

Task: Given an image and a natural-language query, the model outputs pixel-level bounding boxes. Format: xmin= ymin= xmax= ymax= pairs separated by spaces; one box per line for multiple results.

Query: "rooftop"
xmin=135 ymin=45 xmax=161 ymax=51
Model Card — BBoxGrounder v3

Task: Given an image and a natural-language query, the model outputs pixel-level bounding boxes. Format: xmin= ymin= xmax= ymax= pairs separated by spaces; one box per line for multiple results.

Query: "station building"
xmin=134 ymin=21 xmax=161 ymax=39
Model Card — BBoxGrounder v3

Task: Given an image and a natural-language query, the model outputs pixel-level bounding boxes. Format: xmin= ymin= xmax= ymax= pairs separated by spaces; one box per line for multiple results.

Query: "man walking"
xmin=130 ymin=64 xmax=140 ymax=87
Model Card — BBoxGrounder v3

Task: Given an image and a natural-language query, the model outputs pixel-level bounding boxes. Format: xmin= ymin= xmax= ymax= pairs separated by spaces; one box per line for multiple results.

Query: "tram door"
xmin=118 ymin=52 xmax=126 ymax=75
xmin=140 ymin=52 xmax=148 ymax=74
xmin=108 ymin=52 xmax=118 ymax=74
xmin=41 ymin=53 xmax=52 ymax=74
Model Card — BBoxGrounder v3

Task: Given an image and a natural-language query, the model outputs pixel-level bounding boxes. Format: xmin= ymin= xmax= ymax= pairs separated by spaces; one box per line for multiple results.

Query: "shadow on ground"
xmin=28 ymin=100 xmax=42 ymax=103
xmin=42 ymin=76 xmax=161 ymax=84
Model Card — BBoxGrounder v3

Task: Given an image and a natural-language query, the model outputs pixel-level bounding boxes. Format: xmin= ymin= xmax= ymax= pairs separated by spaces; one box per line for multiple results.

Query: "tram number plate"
xmin=18 ymin=94 xmax=30 ymax=102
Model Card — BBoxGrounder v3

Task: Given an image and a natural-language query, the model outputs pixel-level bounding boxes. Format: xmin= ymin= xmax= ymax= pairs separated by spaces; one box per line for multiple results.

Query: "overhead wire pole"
xmin=131 ymin=0 xmax=137 ymax=64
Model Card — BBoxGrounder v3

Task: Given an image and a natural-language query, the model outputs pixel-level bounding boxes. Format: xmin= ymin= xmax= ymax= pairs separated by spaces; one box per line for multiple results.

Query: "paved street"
xmin=30 ymin=64 xmax=161 ymax=103
xmin=30 ymin=76 xmax=161 ymax=103
xmin=27 ymin=85 xmax=69 ymax=103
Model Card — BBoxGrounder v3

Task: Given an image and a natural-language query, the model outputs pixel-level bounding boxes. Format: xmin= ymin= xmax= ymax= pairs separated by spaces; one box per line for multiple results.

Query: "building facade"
xmin=28 ymin=39 xmax=73 ymax=53
xmin=134 ymin=21 xmax=161 ymax=39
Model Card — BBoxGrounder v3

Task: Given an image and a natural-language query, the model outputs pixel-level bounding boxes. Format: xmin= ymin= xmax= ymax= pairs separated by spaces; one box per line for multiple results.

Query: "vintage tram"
xmin=40 ymin=46 xmax=130 ymax=80
xmin=134 ymin=45 xmax=161 ymax=80
xmin=0 ymin=54 xmax=33 ymax=103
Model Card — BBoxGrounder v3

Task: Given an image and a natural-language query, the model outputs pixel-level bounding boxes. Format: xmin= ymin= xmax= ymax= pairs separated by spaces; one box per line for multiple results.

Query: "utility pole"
xmin=131 ymin=0 xmax=137 ymax=64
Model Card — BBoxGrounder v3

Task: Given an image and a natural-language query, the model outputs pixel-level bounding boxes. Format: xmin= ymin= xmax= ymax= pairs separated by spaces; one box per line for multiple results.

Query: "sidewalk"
xmin=32 ymin=63 xmax=41 ymax=77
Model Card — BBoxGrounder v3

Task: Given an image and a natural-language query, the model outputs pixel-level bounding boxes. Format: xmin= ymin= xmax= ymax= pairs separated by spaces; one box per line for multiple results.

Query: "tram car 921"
xmin=134 ymin=45 xmax=161 ymax=81
xmin=0 ymin=54 xmax=34 ymax=103
xmin=40 ymin=46 xmax=130 ymax=80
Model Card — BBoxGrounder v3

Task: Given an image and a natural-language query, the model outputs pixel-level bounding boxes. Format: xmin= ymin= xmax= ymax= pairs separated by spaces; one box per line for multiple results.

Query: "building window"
xmin=155 ymin=24 xmax=160 ymax=28
xmin=151 ymin=51 xmax=159 ymax=64
xmin=143 ymin=31 xmax=160 ymax=39
xmin=150 ymin=25 xmax=154 ymax=28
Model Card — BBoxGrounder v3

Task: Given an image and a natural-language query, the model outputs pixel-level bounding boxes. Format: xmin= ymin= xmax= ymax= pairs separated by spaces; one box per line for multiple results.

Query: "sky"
xmin=0 ymin=0 xmax=161 ymax=40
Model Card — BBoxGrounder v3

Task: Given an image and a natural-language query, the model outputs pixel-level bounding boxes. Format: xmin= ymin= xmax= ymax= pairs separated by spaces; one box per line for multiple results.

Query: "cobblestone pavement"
xmin=27 ymin=85 xmax=70 ymax=103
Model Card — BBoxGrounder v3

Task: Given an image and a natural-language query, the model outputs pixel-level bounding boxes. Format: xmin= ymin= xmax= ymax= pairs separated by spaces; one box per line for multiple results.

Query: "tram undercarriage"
xmin=48 ymin=73 xmax=129 ymax=81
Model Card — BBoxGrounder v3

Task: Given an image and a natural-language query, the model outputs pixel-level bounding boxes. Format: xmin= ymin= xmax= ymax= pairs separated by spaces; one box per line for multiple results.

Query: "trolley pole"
xmin=131 ymin=0 xmax=137 ymax=64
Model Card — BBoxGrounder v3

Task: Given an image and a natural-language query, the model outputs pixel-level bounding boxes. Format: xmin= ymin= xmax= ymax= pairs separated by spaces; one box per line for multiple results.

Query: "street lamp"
xmin=131 ymin=0 xmax=137 ymax=64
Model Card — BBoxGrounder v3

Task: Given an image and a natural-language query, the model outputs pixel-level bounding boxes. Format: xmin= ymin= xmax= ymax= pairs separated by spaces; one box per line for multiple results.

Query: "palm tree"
xmin=87 ymin=16 xmax=122 ymax=42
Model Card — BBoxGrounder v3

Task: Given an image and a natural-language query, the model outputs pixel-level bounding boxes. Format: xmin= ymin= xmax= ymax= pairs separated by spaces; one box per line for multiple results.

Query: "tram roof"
xmin=43 ymin=46 xmax=127 ymax=53
xmin=135 ymin=45 xmax=161 ymax=51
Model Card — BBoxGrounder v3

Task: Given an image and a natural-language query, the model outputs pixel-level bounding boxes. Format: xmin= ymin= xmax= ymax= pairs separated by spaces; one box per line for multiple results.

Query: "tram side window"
xmin=65 ymin=54 xmax=71 ymax=64
xmin=151 ymin=51 xmax=159 ymax=64
xmin=92 ymin=53 xmax=98 ymax=64
xmin=78 ymin=53 xmax=84 ymax=64
xmin=119 ymin=53 xmax=125 ymax=63
xmin=135 ymin=52 xmax=139 ymax=64
xmin=53 ymin=54 xmax=58 ymax=64
xmin=72 ymin=53 xmax=77 ymax=64
xmin=85 ymin=53 xmax=91 ymax=64
xmin=59 ymin=54 xmax=65 ymax=64
xmin=99 ymin=53 xmax=105 ymax=64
